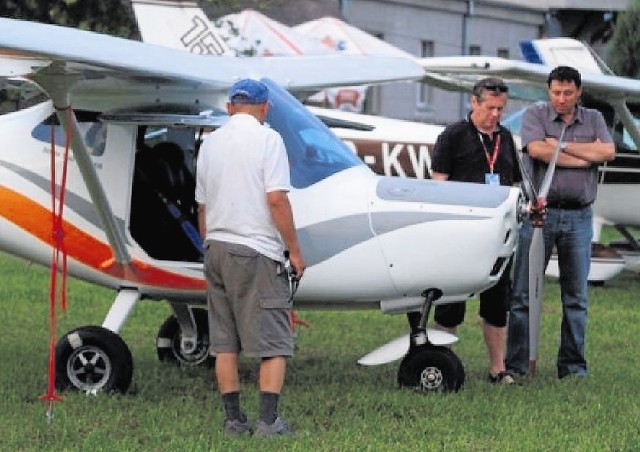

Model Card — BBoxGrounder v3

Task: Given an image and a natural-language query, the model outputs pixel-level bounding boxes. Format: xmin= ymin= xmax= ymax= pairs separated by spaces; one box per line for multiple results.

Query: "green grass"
xmin=1 ymin=249 xmax=639 ymax=451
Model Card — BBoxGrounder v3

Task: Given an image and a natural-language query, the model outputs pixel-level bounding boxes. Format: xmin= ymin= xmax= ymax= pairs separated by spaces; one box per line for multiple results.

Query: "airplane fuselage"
xmin=0 ymin=92 xmax=520 ymax=313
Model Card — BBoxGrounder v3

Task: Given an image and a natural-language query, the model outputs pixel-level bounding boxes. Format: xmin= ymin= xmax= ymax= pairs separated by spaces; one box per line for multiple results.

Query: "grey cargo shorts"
xmin=204 ymin=240 xmax=294 ymax=358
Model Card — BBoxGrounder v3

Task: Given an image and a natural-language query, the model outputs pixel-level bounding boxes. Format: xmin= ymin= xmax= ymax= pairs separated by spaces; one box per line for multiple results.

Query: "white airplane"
xmin=0 ymin=17 xmax=522 ymax=394
xmin=131 ymin=2 xmax=631 ymax=284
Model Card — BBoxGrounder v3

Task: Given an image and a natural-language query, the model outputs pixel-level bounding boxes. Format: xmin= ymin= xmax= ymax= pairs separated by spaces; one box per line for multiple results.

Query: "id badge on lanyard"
xmin=485 ymin=173 xmax=500 ymax=185
xmin=481 ymin=133 xmax=501 ymax=185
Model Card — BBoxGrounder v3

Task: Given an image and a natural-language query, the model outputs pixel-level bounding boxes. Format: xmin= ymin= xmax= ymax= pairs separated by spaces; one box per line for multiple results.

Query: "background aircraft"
xmin=0 ymin=17 xmax=521 ymax=394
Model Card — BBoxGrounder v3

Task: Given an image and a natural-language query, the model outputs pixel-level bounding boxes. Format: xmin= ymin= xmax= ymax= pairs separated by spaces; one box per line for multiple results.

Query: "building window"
xmin=497 ymin=48 xmax=509 ymax=59
xmin=469 ymin=45 xmax=481 ymax=55
xmin=418 ymin=40 xmax=434 ymax=108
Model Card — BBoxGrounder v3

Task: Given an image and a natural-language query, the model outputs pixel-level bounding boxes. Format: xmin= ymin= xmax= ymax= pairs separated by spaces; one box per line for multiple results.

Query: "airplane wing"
xmin=0 ymin=18 xmax=424 ymax=112
xmin=418 ymin=55 xmax=640 ymax=104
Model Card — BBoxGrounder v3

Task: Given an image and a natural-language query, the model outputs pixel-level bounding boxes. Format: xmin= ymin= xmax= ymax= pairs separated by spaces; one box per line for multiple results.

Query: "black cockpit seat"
xmin=130 ymin=142 xmax=203 ymax=262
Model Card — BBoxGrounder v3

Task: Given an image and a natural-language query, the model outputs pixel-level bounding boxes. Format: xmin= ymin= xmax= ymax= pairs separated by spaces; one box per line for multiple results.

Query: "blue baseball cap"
xmin=228 ymin=79 xmax=269 ymax=104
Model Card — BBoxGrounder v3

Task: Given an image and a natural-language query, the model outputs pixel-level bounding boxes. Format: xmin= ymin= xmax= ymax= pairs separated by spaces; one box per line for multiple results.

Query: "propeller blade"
xmin=525 ymin=124 xmax=566 ymax=378
xmin=514 ymin=148 xmax=537 ymax=203
xmin=538 ymin=125 xmax=567 ymax=199
xmin=528 ymin=227 xmax=544 ymax=377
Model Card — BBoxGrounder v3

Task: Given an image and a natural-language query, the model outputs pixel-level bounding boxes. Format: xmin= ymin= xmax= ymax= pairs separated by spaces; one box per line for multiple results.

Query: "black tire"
xmin=55 ymin=325 xmax=133 ymax=394
xmin=397 ymin=345 xmax=465 ymax=393
xmin=156 ymin=308 xmax=213 ymax=367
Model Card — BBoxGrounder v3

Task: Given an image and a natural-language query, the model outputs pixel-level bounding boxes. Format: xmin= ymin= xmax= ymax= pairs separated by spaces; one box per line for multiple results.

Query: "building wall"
xmin=232 ymin=0 xmax=627 ymax=125
xmin=342 ymin=0 xmax=547 ymax=124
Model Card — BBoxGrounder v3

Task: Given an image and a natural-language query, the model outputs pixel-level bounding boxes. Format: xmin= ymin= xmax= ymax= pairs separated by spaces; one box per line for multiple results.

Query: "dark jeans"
xmin=506 ymin=207 xmax=592 ymax=378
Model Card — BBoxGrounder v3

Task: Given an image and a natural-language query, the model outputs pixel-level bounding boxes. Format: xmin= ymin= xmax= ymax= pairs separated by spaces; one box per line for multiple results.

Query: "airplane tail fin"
xmin=519 ymin=37 xmax=613 ymax=75
xmin=131 ymin=0 xmax=234 ymax=56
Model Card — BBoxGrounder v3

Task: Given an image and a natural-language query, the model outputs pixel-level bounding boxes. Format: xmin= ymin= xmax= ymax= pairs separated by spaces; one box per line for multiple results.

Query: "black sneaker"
xmin=223 ymin=415 xmax=253 ymax=437
xmin=488 ymin=370 xmax=516 ymax=385
xmin=254 ymin=416 xmax=292 ymax=437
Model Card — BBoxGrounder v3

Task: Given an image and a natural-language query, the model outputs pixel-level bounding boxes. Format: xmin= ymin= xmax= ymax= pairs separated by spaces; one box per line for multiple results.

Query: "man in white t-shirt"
xmin=196 ymin=78 xmax=306 ymax=437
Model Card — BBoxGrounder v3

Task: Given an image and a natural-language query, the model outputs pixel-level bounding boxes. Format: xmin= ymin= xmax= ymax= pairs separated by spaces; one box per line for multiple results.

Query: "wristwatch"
xmin=559 ymin=141 xmax=567 ymax=152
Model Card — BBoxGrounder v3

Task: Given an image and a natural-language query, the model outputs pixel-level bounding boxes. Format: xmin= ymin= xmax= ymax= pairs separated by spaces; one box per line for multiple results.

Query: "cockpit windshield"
xmin=262 ymin=78 xmax=364 ymax=188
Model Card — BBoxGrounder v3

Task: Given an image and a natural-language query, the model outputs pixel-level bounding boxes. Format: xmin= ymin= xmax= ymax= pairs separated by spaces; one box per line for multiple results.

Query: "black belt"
xmin=546 ymin=201 xmax=592 ymax=210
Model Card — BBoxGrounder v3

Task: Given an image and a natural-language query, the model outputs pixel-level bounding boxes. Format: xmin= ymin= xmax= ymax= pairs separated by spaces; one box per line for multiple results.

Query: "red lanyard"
xmin=479 ymin=133 xmax=501 ymax=173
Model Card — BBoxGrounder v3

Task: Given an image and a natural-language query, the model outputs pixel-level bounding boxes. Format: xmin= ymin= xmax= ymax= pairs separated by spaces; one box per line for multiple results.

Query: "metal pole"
xmin=459 ymin=1 xmax=474 ymax=118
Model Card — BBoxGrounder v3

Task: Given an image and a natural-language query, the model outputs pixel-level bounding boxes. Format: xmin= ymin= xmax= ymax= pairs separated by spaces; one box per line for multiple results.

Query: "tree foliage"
xmin=607 ymin=0 xmax=640 ymax=78
xmin=0 ymin=0 xmax=138 ymax=38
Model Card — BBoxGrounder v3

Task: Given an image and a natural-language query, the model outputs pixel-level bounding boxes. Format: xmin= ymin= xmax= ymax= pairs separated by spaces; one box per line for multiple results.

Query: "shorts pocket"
xmin=260 ymin=297 xmax=290 ymax=309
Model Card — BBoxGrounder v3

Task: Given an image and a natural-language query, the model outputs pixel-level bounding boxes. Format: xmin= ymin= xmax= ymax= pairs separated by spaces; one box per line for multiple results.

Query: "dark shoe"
xmin=488 ymin=370 xmax=516 ymax=385
xmin=559 ymin=372 xmax=587 ymax=380
xmin=223 ymin=415 xmax=253 ymax=437
xmin=254 ymin=416 xmax=292 ymax=437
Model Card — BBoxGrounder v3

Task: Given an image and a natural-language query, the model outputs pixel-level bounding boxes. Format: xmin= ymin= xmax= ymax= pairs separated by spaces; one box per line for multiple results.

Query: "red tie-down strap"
xmin=290 ymin=310 xmax=311 ymax=330
xmin=40 ymin=106 xmax=73 ymax=416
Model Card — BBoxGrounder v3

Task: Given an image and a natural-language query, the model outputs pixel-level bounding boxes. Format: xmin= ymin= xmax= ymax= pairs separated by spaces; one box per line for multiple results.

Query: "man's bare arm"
xmin=562 ymin=139 xmax=615 ymax=163
xmin=266 ymin=191 xmax=306 ymax=279
xmin=527 ymin=140 xmax=591 ymax=167
xmin=197 ymin=203 xmax=206 ymax=241
xmin=430 ymin=171 xmax=449 ymax=181
xmin=528 ymin=137 xmax=615 ymax=167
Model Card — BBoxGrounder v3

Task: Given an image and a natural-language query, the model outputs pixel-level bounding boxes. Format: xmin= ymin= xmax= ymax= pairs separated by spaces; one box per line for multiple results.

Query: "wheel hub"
xmin=67 ymin=346 xmax=111 ymax=391
xmin=418 ymin=366 xmax=443 ymax=391
xmin=172 ymin=335 xmax=210 ymax=365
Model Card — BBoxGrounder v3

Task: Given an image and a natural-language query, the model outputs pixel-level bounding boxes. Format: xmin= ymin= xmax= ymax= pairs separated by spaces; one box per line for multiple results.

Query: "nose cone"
xmin=370 ymin=177 xmax=519 ymax=300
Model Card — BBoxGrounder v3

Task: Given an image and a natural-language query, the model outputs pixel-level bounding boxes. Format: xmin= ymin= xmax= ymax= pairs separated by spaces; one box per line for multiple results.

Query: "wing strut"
xmin=31 ymin=64 xmax=132 ymax=265
xmin=611 ymin=98 xmax=640 ymax=151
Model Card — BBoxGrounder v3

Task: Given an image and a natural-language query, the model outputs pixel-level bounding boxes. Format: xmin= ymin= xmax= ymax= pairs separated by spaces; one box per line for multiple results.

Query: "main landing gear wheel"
xmin=156 ymin=308 xmax=213 ymax=367
xmin=55 ymin=325 xmax=133 ymax=394
xmin=397 ymin=345 xmax=465 ymax=393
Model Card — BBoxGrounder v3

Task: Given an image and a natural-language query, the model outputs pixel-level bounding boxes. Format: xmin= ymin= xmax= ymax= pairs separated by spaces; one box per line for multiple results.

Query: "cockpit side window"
xmin=32 ymin=111 xmax=107 ymax=156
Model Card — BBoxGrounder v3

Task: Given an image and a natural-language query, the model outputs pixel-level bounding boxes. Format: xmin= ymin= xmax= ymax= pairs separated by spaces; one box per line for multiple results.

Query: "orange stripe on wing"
xmin=0 ymin=184 xmax=205 ymax=290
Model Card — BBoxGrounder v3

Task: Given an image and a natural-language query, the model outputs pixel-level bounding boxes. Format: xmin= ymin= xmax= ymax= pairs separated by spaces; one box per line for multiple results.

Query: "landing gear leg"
xmin=407 ymin=288 xmax=442 ymax=348
xmin=156 ymin=305 xmax=213 ymax=367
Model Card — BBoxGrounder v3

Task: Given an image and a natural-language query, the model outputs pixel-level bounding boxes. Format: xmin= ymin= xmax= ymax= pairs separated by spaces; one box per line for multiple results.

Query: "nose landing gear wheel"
xmin=397 ymin=345 xmax=464 ymax=393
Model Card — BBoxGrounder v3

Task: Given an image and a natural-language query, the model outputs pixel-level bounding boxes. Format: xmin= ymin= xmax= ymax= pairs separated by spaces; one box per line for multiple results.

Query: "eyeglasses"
xmin=481 ymin=83 xmax=509 ymax=93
